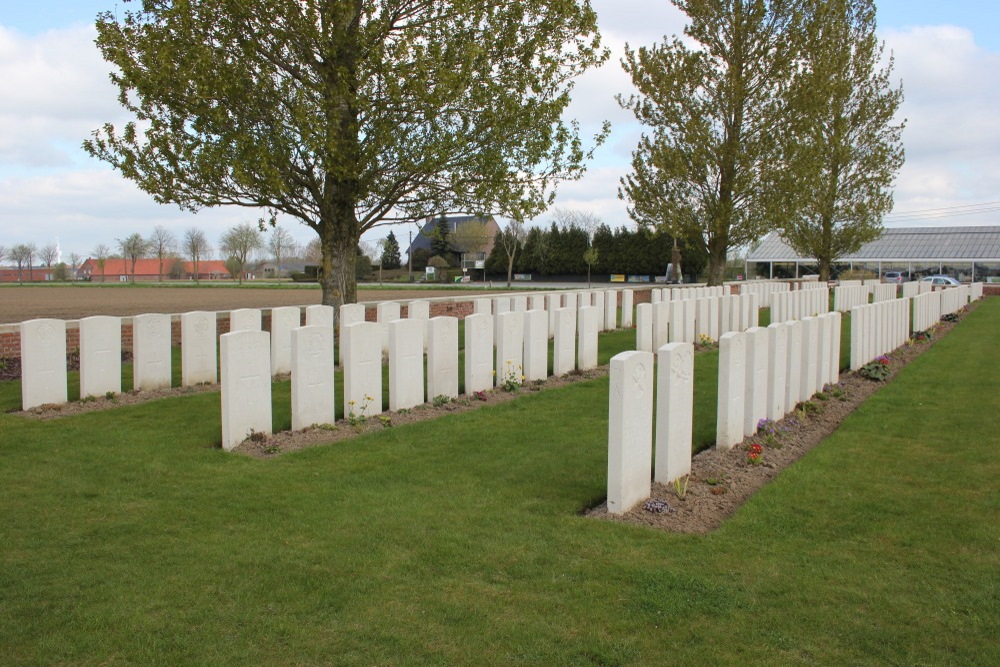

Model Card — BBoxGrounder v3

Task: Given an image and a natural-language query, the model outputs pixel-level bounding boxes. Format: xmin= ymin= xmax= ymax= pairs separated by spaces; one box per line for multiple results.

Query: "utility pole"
xmin=408 ymin=229 xmax=413 ymax=282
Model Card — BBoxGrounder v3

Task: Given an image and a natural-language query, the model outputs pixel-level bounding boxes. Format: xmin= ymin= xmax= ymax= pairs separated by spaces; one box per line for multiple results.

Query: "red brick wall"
xmin=0 ymin=290 xmax=660 ymax=362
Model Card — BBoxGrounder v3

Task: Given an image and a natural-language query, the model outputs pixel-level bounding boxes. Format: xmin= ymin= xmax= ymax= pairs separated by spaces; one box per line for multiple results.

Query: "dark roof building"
xmin=746 ymin=226 xmax=1000 ymax=281
xmin=407 ymin=214 xmax=501 ymax=268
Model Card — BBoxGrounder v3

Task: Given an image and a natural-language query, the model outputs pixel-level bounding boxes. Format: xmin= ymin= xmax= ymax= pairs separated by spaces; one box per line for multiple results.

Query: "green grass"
xmin=0 ymin=301 xmax=997 ymax=663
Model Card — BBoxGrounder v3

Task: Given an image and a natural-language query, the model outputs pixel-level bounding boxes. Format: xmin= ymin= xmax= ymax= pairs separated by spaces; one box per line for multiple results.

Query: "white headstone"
xmin=407 ymin=300 xmax=430 ymax=351
xmin=79 ymin=315 xmax=122 ymax=398
xmin=718 ymin=296 xmax=731 ymax=336
xmin=220 ymin=330 xmax=272 ymax=450
xmin=785 ymin=320 xmax=802 ymax=410
xmin=305 ymin=304 xmax=334 ymax=329
xmin=523 ymin=309 xmax=548 ymax=382
xmin=377 ymin=301 xmax=401 ymax=354
xmin=653 ymin=301 xmax=671 ymax=350
xmin=743 ymin=327 xmax=769 ymax=436
xmin=343 ymin=321 xmax=383 ymax=419
xmin=463 ymin=313 xmax=494 ymax=394
xmin=269 ymin=306 xmax=300 ymax=376
xmin=133 ymin=313 xmax=172 ymax=391
xmin=654 ymin=342 xmax=694 ymax=485
xmin=530 ymin=294 xmax=545 ymax=311
xmin=766 ymin=323 xmax=788 ymax=421
xmin=553 ymin=308 xmax=577 ymax=376
xmin=800 ymin=316 xmax=818 ymax=401
xmin=474 ymin=298 xmax=491 ymax=315
xmin=621 ymin=290 xmax=634 ymax=328
xmin=338 ymin=303 xmax=365 ymax=363
xmin=577 ymin=305 xmax=599 ymax=370
xmin=389 ymin=318 xmax=425 ymax=411
xmin=493 ymin=297 xmax=511 ymax=342
xmin=604 ymin=290 xmax=617 ymax=330
xmin=512 ymin=295 xmax=528 ymax=313
xmin=594 ymin=291 xmax=606 ymax=331
xmin=290 ymin=325 xmax=335 ymax=430
xmin=181 ymin=310 xmax=218 ymax=386
xmin=635 ymin=303 xmax=653 ymax=352
xmin=546 ymin=294 xmax=561 ymax=338
xmin=716 ymin=331 xmax=746 ymax=450
xmin=682 ymin=299 xmax=696 ymax=342
xmin=668 ymin=300 xmax=685 ymax=343
xmin=426 ymin=316 xmax=459 ymax=400
xmin=20 ymin=318 xmax=67 ymax=409
xmin=695 ymin=298 xmax=711 ymax=341
xmin=607 ymin=350 xmax=654 ymax=515
xmin=564 ymin=292 xmax=578 ymax=311
xmin=495 ymin=311 xmax=525 ymax=387
xmin=230 ymin=308 xmax=261 ymax=332
xmin=829 ymin=311 xmax=842 ymax=385
xmin=816 ymin=313 xmax=831 ymax=391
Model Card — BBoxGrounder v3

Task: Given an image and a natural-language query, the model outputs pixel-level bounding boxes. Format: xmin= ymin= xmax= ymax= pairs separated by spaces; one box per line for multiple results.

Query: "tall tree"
xmin=495 ymin=219 xmax=527 ymax=287
xmin=183 ymin=228 xmax=211 ymax=282
xmin=85 ymin=1 xmax=609 ymax=309
xmin=9 ymin=244 xmax=35 ymax=284
xmin=0 ymin=245 xmax=6 ymax=266
xmin=147 ymin=225 xmax=177 ymax=281
xmin=117 ymin=233 xmax=148 ymax=283
xmin=268 ymin=225 xmax=296 ymax=277
xmin=429 ymin=216 xmax=453 ymax=263
xmin=451 ymin=218 xmax=491 ymax=269
xmin=92 ymin=243 xmax=111 ymax=283
xmin=69 ymin=252 xmax=83 ymax=280
xmin=380 ymin=231 xmax=401 ymax=270
xmin=773 ymin=0 xmax=905 ymax=281
xmin=618 ymin=0 xmax=803 ymax=285
xmin=40 ymin=243 xmax=59 ymax=268
xmin=220 ymin=223 xmax=263 ymax=285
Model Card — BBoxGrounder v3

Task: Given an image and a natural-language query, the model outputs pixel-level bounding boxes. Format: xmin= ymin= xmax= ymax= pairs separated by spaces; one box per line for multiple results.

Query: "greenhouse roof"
xmin=748 ymin=226 xmax=1000 ymax=262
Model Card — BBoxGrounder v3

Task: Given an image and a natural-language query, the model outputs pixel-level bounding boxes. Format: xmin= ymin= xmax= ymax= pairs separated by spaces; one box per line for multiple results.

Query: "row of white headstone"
xmin=716 ymin=314 xmax=842 ymax=450
xmin=871 ymin=283 xmax=897 ymax=303
xmin=770 ymin=288 xmax=830 ymax=324
xmin=606 ymin=311 xmax=843 ymax=515
xmin=737 ymin=281 xmax=791 ymax=309
xmin=901 ymin=282 xmax=920 ymax=299
xmin=219 ymin=302 xmax=608 ymax=450
xmin=911 ymin=291 xmax=942 ymax=334
xmin=635 ymin=293 xmax=760 ymax=351
xmin=606 ymin=344 xmax=694 ymax=514
xmin=650 ymin=285 xmax=728 ymax=303
xmin=833 ymin=285 xmax=869 ymax=313
xmin=849 ymin=298 xmax=911 ymax=370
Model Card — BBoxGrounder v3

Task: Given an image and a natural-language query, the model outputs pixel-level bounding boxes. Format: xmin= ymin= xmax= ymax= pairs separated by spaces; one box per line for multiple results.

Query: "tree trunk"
xmin=819 ymin=257 xmax=831 ymax=282
xmin=319 ymin=219 xmax=358 ymax=312
xmin=706 ymin=237 xmax=728 ymax=286
xmin=506 ymin=251 xmax=514 ymax=288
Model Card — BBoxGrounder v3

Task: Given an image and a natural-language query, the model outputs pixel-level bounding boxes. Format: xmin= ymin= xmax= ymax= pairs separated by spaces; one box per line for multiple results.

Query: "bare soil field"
xmin=0 ymin=285 xmax=500 ymax=324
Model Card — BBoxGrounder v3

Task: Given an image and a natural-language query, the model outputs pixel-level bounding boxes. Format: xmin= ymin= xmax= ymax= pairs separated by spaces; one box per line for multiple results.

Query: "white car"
xmin=920 ymin=275 xmax=960 ymax=286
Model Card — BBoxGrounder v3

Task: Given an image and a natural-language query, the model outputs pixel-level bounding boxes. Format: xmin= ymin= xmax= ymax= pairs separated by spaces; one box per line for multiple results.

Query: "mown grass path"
xmin=0 ymin=300 xmax=996 ymax=663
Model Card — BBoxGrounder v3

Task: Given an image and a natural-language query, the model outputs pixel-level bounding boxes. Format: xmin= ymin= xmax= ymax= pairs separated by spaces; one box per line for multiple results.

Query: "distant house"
xmin=0 ymin=267 xmax=56 ymax=282
xmin=406 ymin=214 xmax=501 ymax=269
xmin=78 ymin=258 xmax=231 ymax=282
xmin=256 ymin=260 xmax=311 ymax=279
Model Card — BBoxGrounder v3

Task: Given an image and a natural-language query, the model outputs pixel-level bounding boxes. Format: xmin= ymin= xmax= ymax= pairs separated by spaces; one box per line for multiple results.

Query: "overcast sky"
xmin=1 ymin=1 xmax=997 ymax=260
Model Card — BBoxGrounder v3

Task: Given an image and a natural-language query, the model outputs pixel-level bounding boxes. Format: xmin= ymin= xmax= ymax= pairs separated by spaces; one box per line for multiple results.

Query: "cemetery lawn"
xmin=1 ymin=301 xmax=997 ymax=663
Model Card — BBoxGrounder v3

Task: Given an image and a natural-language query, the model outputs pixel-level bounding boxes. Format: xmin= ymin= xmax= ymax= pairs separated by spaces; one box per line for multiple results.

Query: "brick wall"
xmin=0 ymin=289 xmax=657 ymax=362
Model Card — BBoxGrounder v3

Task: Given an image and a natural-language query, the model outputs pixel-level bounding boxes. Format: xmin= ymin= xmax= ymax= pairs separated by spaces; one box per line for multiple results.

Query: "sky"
xmin=1 ymin=1 xmax=998 ymax=261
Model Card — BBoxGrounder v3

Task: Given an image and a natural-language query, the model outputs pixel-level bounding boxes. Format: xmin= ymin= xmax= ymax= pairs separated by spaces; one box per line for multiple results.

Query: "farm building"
xmin=77 ymin=258 xmax=231 ymax=282
xmin=406 ymin=214 xmax=501 ymax=270
xmin=746 ymin=225 xmax=1000 ymax=282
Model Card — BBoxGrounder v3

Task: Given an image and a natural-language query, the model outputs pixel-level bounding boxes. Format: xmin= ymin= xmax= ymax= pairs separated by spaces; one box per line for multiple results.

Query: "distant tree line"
xmin=484 ymin=223 xmax=707 ymax=279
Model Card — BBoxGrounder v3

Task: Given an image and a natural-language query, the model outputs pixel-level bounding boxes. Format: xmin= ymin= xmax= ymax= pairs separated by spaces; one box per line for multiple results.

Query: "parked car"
xmin=920 ymin=275 xmax=961 ymax=286
xmin=882 ymin=271 xmax=907 ymax=284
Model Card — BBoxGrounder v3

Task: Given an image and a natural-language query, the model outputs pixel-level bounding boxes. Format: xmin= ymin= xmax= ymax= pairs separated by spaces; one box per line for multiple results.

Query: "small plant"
xmin=703 ymin=472 xmax=728 ymax=486
xmin=473 ymin=390 xmax=487 ymax=402
xmin=246 ymin=429 xmax=267 ymax=443
xmin=815 ymin=391 xmax=829 ymax=401
xmin=398 ymin=408 xmax=411 ymax=415
xmin=498 ymin=360 xmax=523 ymax=392
xmin=672 ymin=474 xmax=689 ymax=500
xmin=941 ymin=313 xmax=959 ymax=323
xmin=698 ymin=333 xmax=716 ymax=347
xmin=910 ymin=330 xmax=932 ymax=343
xmin=859 ymin=355 xmax=891 ymax=382
xmin=263 ymin=444 xmax=281 ymax=455
xmin=104 ymin=391 xmax=116 ymax=401
xmin=756 ymin=418 xmax=781 ymax=448
xmin=746 ymin=443 xmax=763 ymax=465
xmin=825 ymin=384 xmax=846 ymax=400
xmin=347 ymin=394 xmax=374 ymax=426
xmin=311 ymin=422 xmax=337 ymax=432
xmin=642 ymin=498 xmax=674 ymax=514
xmin=377 ymin=414 xmax=392 ymax=428
xmin=432 ymin=394 xmax=451 ymax=407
